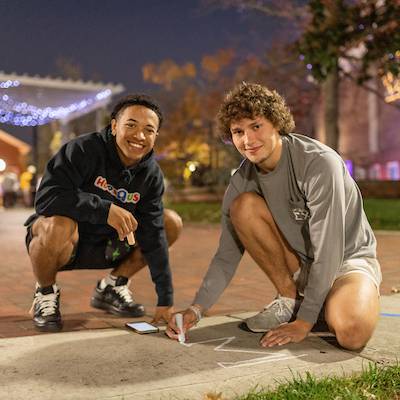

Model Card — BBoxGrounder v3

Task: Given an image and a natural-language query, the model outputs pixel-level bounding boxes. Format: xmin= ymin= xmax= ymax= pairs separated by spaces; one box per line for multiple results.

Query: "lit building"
xmin=0 ymin=72 xmax=124 ymax=172
xmin=315 ymin=59 xmax=400 ymax=181
xmin=0 ymin=128 xmax=30 ymax=174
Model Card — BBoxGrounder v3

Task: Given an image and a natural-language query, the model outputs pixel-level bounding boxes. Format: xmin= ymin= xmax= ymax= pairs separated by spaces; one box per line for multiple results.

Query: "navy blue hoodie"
xmin=29 ymin=127 xmax=173 ymax=306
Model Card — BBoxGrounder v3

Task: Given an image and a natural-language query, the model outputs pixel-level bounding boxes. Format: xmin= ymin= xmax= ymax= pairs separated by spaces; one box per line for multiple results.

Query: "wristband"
xmin=189 ymin=305 xmax=202 ymax=323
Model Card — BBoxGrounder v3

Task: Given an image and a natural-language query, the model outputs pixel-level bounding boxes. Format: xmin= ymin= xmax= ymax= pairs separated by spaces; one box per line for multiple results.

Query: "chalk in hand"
xmin=175 ymin=313 xmax=185 ymax=344
xmin=127 ymin=232 xmax=135 ymax=246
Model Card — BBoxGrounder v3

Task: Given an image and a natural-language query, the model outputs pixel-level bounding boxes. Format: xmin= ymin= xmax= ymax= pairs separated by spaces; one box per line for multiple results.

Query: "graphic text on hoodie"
xmin=94 ymin=176 xmax=140 ymax=204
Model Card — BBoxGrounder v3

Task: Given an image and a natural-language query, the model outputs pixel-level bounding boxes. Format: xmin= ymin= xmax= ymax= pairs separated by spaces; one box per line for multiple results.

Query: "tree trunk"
xmin=323 ymin=63 xmax=340 ymax=151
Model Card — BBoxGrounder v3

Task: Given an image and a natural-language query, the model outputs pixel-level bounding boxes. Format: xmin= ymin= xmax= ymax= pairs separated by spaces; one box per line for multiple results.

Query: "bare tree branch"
xmin=203 ymin=0 xmax=309 ymax=27
xmin=342 ymin=70 xmax=400 ymax=111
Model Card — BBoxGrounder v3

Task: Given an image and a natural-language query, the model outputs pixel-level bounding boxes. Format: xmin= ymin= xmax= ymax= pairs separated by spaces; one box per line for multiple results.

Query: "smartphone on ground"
xmin=125 ymin=321 xmax=159 ymax=334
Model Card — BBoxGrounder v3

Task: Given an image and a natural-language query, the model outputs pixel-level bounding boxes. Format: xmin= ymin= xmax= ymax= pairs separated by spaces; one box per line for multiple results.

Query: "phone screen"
xmin=125 ymin=322 xmax=159 ymax=333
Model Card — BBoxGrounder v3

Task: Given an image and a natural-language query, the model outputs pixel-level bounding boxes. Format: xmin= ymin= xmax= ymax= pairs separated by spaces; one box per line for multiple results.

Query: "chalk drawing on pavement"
xmin=181 ymin=336 xmax=307 ymax=369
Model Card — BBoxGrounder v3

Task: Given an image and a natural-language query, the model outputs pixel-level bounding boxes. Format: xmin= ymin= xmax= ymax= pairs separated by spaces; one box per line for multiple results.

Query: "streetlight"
xmin=0 ymin=158 xmax=6 ymax=172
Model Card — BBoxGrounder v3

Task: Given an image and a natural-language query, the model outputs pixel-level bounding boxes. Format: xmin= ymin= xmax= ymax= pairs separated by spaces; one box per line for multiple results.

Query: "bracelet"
xmin=189 ymin=305 xmax=202 ymax=323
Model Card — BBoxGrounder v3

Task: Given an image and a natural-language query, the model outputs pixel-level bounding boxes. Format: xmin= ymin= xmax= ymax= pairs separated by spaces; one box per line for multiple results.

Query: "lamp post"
xmin=32 ymin=125 xmax=38 ymax=168
xmin=208 ymin=120 xmax=213 ymax=170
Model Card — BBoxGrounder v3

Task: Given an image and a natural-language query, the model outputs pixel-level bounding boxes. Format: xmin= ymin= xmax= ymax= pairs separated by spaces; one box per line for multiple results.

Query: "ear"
xmin=111 ymin=119 xmax=117 ymax=135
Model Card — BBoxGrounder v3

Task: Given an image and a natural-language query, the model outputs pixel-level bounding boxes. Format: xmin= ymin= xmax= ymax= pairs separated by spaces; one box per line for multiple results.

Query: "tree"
xmin=297 ymin=0 xmax=400 ymax=150
xmin=142 ymin=50 xmax=241 ymax=185
xmin=206 ymin=0 xmax=400 ymax=152
xmin=142 ymin=60 xmax=196 ymax=91
xmin=55 ymin=57 xmax=83 ymax=81
xmin=299 ymin=1 xmax=400 ymax=84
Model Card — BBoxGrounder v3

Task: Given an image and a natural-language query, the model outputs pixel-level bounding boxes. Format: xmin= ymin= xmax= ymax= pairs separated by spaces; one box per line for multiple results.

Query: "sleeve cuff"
xmin=296 ymin=305 xmax=320 ymax=325
xmin=157 ymin=292 xmax=173 ymax=307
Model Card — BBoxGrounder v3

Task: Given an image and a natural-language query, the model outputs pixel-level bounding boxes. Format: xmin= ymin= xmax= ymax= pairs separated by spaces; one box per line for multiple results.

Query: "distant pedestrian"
xmin=20 ymin=165 xmax=36 ymax=208
xmin=2 ymin=170 xmax=19 ymax=208
xmin=167 ymin=82 xmax=381 ymax=351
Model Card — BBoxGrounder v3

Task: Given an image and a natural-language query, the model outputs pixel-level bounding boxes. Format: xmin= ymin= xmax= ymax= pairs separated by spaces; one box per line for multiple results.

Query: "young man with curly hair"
xmin=167 ymin=82 xmax=381 ymax=350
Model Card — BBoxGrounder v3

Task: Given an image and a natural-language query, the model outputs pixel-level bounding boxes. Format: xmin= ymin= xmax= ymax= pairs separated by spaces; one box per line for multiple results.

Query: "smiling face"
xmin=111 ymin=105 xmax=159 ymax=167
xmin=230 ymin=116 xmax=282 ymax=173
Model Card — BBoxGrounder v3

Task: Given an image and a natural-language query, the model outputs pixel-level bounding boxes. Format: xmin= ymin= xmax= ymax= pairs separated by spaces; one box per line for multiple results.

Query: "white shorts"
xmin=335 ymin=257 xmax=382 ymax=290
xmin=295 ymin=257 xmax=382 ymax=295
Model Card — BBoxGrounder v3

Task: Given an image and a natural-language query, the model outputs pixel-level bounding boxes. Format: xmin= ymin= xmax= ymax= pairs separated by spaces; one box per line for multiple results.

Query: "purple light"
xmin=386 ymin=161 xmax=400 ymax=180
xmin=345 ymin=159 xmax=354 ymax=177
xmin=0 ymin=80 xmax=20 ymax=88
xmin=0 ymin=87 xmax=113 ymax=126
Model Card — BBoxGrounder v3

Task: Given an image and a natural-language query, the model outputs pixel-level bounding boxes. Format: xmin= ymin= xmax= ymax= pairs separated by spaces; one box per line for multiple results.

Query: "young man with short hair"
xmin=26 ymin=94 xmax=182 ymax=332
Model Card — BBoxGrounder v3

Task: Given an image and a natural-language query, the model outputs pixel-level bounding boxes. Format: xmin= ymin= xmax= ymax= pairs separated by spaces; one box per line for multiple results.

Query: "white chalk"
xmin=175 ymin=313 xmax=185 ymax=344
xmin=127 ymin=232 xmax=135 ymax=246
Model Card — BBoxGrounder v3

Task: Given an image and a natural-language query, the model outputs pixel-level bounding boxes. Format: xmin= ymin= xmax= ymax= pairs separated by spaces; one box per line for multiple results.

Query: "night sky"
xmin=1 ymin=0 xmax=282 ymax=92
xmin=1 ymin=0 xmax=287 ymax=142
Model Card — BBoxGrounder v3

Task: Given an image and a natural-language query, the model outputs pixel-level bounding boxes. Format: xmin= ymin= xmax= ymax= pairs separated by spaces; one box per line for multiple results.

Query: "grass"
xmin=167 ymin=199 xmax=400 ymax=230
xmin=166 ymin=201 xmax=222 ymax=224
xmin=363 ymin=199 xmax=400 ymax=231
xmin=233 ymin=363 xmax=400 ymax=400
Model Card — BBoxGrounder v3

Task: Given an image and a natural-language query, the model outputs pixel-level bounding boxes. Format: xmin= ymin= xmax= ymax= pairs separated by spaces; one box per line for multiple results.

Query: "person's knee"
xmin=34 ymin=216 xmax=78 ymax=249
xmin=325 ymin=275 xmax=379 ymax=350
xmin=230 ymin=192 xmax=272 ymax=226
xmin=164 ymin=209 xmax=183 ymax=245
xmin=331 ymin=318 xmax=373 ymax=350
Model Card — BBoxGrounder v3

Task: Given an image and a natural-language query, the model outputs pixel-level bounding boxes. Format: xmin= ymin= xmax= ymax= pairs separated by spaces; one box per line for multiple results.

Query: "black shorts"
xmin=25 ymin=215 xmax=136 ymax=271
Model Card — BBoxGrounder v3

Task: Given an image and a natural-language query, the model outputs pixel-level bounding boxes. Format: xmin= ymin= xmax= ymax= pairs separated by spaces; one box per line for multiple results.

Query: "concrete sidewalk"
xmin=1 ymin=208 xmax=399 ymax=399
xmin=0 ymin=294 xmax=399 ymax=400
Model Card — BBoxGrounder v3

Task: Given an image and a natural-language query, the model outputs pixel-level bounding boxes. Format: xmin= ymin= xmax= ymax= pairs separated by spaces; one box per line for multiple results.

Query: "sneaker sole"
xmin=90 ymin=297 xmax=145 ymax=317
xmin=245 ymin=318 xmax=281 ymax=333
xmin=238 ymin=321 xmax=260 ymax=333
xmin=33 ymin=321 xmax=63 ymax=332
xmin=244 ymin=324 xmax=271 ymax=333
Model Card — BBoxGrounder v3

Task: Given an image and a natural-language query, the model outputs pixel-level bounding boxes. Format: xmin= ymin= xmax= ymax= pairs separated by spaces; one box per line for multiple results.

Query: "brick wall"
xmin=0 ymin=140 xmax=25 ymax=173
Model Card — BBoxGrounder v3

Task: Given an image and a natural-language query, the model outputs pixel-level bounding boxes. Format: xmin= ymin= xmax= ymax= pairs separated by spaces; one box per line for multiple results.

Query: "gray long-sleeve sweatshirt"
xmin=193 ymin=133 xmax=377 ymax=324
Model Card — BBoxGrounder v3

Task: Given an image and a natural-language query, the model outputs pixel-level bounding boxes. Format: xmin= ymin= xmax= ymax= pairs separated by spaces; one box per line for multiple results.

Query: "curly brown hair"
xmin=217 ymin=82 xmax=295 ymax=142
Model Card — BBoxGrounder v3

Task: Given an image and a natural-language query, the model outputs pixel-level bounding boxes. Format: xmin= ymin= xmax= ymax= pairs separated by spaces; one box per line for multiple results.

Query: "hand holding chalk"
xmin=127 ymin=232 xmax=135 ymax=246
xmin=175 ymin=313 xmax=185 ymax=344
xmin=107 ymin=204 xmax=138 ymax=242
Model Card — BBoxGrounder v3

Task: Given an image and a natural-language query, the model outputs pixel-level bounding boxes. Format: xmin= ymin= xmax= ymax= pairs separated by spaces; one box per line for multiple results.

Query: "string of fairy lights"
xmin=0 ymin=79 xmax=112 ymax=126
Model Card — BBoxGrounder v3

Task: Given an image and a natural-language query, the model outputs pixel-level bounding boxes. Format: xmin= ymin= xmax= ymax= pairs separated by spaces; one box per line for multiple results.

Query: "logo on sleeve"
xmin=94 ymin=176 xmax=140 ymax=204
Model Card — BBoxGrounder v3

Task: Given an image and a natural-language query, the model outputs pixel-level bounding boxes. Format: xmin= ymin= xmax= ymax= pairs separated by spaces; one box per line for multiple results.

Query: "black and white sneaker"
xmin=30 ymin=284 xmax=63 ymax=332
xmin=90 ymin=276 xmax=145 ymax=317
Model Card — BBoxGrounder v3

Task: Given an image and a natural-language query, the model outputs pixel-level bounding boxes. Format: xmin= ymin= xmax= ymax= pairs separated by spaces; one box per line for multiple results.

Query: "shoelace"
xmin=263 ymin=298 xmax=287 ymax=317
xmin=113 ymin=284 xmax=134 ymax=303
xmin=29 ymin=292 xmax=58 ymax=316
